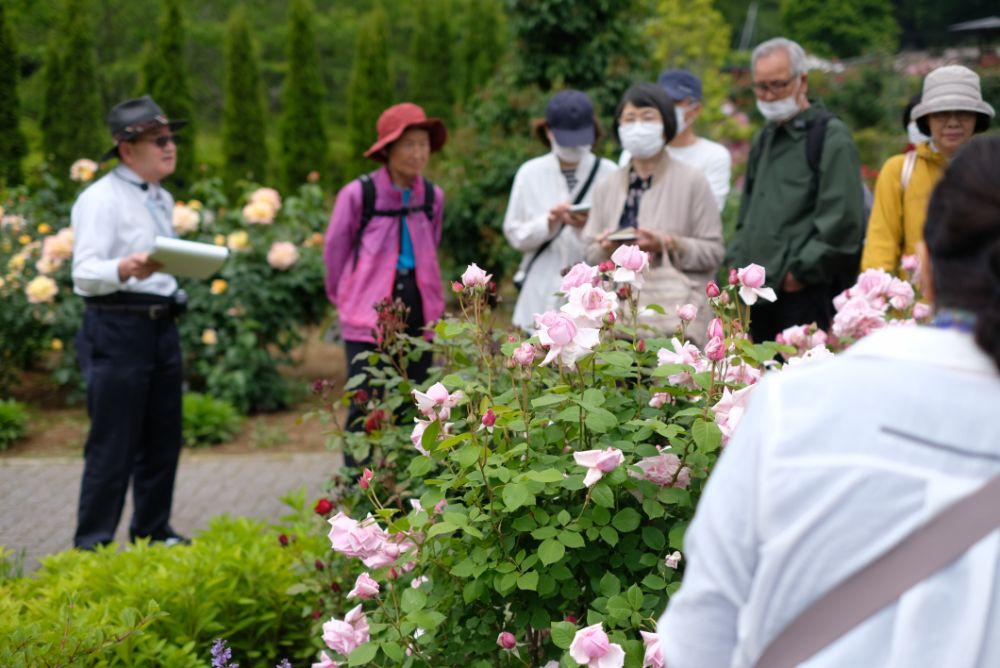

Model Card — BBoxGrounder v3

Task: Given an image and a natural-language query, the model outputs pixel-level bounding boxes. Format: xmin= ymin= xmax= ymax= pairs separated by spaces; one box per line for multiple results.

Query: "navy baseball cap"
xmin=657 ymin=69 xmax=703 ymax=102
xmin=545 ymin=90 xmax=596 ymax=147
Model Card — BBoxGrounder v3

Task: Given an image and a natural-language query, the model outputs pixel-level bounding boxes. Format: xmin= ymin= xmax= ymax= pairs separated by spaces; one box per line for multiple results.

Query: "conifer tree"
xmin=408 ymin=0 xmax=454 ymax=123
xmin=279 ymin=0 xmax=327 ymax=192
xmin=222 ymin=7 xmax=269 ymax=187
xmin=346 ymin=5 xmax=393 ymax=178
xmin=0 ymin=3 xmax=27 ymax=186
xmin=456 ymin=0 xmax=504 ymax=104
xmin=141 ymin=0 xmax=196 ymax=192
xmin=40 ymin=36 xmax=66 ymax=170
xmin=58 ymin=0 xmax=105 ymax=171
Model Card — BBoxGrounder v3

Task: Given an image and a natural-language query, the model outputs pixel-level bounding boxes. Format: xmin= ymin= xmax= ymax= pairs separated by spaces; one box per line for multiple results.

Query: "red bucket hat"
xmin=364 ymin=103 xmax=448 ymax=162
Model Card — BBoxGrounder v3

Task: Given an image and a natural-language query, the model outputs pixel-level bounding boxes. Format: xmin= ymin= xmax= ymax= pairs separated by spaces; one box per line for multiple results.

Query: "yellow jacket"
xmin=860 ymin=142 xmax=947 ymax=272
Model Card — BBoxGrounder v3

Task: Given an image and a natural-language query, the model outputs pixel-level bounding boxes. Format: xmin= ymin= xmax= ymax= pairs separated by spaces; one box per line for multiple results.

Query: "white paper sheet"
xmin=150 ymin=236 xmax=229 ymax=280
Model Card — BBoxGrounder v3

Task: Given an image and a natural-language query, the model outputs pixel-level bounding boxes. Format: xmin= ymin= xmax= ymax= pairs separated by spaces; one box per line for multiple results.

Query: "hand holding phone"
xmin=568 ymin=202 xmax=591 ymax=213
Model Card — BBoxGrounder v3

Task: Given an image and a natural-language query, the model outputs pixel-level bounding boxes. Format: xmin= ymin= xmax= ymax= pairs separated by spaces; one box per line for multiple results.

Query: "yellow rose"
xmin=249 ymin=187 xmax=282 ymax=211
xmin=226 ymin=230 xmax=251 ymax=252
xmin=201 ymin=328 xmax=218 ymax=346
xmin=172 ymin=204 xmax=200 ymax=235
xmin=42 ymin=228 xmax=74 ymax=261
xmin=242 ymin=200 xmax=276 ymax=225
xmin=35 ymin=255 xmax=62 ymax=275
xmin=37 ymin=223 xmax=52 ymax=234
xmin=211 ymin=279 xmax=228 ymax=295
xmin=51 ymin=338 xmax=64 ymax=351
xmin=70 ymin=159 xmax=99 ymax=182
xmin=188 ymin=200 xmax=203 ymax=211
xmin=214 ymin=234 xmax=226 ymax=246
xmin=18 ymin=234 xmax=31 ymax=245
xmin=25 ymin=275 xmax=58 ymax=304
xmin=8 ymin=254 xmax=25 ymax=272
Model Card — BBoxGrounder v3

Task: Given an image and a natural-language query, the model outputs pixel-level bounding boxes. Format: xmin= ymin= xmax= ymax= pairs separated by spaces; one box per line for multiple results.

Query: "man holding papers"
xmin=70 ymin=95 xmax=190 ymax=550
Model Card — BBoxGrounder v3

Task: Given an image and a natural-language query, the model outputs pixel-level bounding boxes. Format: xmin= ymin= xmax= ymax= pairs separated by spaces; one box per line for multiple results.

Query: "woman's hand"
xmin=635 ymin=228 xmax=673 ymax=254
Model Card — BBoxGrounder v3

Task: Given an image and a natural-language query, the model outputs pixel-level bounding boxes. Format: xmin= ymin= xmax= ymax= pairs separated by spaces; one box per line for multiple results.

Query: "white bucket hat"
xmin=912 ymin=65 xmax=995 ymax=135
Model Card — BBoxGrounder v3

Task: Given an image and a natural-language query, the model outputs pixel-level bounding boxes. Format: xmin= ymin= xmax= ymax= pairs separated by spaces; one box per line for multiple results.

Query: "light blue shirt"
xmin=396 ymin=187 xmax=416 ymax=270
xmin=71 ymin=164 xmax=178 ymax=297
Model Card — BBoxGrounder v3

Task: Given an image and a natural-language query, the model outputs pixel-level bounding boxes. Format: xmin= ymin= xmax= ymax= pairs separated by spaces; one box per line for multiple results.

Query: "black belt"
xmin=85 ymin=294 xmax=175 ymax=320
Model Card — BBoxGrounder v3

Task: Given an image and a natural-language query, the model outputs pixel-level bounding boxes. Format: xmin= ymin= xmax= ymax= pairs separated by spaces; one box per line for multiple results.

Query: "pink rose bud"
xmin=636 ymin=339 xmax=645 ymax=353
xmin=565 ymin=614 xmax=578 ymax=624
xmin=913 ymin=302 xmax=932 ymax=320
xmin=706 ymin=280 xmax=721 ymax=298
xmin=737 ymin=263 xmax=766 ymax=289
xmin=719 ymin=291 xmax=730 ymax=305
xmin=728 ymin=268 xmax=740 ymax=285
xmin=451 ymin=281 xmax=463 ymax=293
xmin=598 ymin=260 xmax=615 ymax=273
xmin=704 ymin=335 xmax=726 ymax=361
xmin=461 ymin=263 xmax=492 ymax=287
xmin=605 ymin=311 xmax=616 ymax=325
xmin=497 ymin=631 xmax=517 ymax=650
xmin=706 ymin=317 xmax=724 ymax=340
xmin=901 ymin=254 xmax=920 ymax=273
xmin=359 ymin=468 xmax=374 ymax=490
xmin=481 ymin=408 xmax=496 ymax=428
xmin=676 ymin=303 xmax=697 ymax=322
xmin=387 ymin=567 xmax=398 ymax=580
xmin=512 ymin=342 xmax=536 ymax=367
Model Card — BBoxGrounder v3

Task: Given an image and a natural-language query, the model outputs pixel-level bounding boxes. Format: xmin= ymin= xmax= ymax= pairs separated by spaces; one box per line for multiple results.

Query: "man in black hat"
xmin=70 ymin=95 xmax=190 ymax=549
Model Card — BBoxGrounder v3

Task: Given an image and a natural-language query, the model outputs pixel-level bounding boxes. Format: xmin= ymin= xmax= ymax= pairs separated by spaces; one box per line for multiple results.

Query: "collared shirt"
xmin=727 ymin=104 xmax=864 ymax=289
xmin=617 ymin=168 xmax=653 ymax=229
xmin=658 ymin=326 xmax=1000 ymax=668
xmin=397 ymin=187 xmax=416 ymax=271
xmin=71 ymin=164 xmax=178 ymax=297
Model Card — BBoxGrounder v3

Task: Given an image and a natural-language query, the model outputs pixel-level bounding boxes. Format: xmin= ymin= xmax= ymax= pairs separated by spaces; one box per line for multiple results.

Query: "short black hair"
xmin=902 ymin=93 xmax=921 ymax=132
xmin=612 ymin=83 xmax=677 ymax=145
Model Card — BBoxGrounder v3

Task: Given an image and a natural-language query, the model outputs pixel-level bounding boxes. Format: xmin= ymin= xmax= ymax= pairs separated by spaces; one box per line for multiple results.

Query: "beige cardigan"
xmin=583 ymin=154 xmax=723 ymax=341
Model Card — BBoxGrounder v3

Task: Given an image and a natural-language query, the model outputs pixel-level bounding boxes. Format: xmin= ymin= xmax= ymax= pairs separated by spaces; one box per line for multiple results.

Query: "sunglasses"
xmin=134 ymin=134 xmax=178 ymax=148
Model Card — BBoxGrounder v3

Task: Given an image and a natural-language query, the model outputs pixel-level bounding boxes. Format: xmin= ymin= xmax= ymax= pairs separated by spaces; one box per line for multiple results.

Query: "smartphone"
xmin=568 ymin=202 xmax=591 ymax=213
xmin=607 ymin=228 xmax=638 ymax=242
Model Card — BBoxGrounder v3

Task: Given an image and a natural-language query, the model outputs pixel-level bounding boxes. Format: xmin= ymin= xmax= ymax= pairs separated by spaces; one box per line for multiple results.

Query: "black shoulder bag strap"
xmin=519 ymin=156 xmax=603 ymax=287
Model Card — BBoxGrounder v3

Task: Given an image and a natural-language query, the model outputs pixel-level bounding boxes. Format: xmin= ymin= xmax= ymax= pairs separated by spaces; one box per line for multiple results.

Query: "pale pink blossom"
xmin=249 ymin=187 xmax=282 ymax=211
xmin=562 ymin=284 xmax=619 ymax=325
xmin=632 ymin=450 xmax=691 ymax=488
xmin=242 ymin=200 xmax=275 ymax=224
xmin=322 ymin=604 xmax=370 ymax=655
xmin=497 ymin=631 xmax=517 ymax=650
xmin=901 ymin=254 xmax=920 ymax=274
xmin=327 ymin=513 xmax=385 ymax=560
xmin=512 ymin=342 xmax=537 ymax=367
xmin=712 ymin=386 xmax=755 ymax=445
xmin=461 ymin=262 xmax=492 ymax=287
xmin=783 ymin=344 xmax=836 ymax=369
xmin=832 ymin=296 xmax=887 ymax=340
xmin=675 ymin=303 xmax=697 ymax=322
xmin=886 ymin=278 xmax=915 ymax=310
xmin=411 ymin=419 xmax=433 ymax=456
xmin=640 ymin=630 xmax=665 ymax=668
xmin=410 ymin=575 xmax=429 ymax=588
xmin=361 ymin=532 xmax=417 ymax=570
xmin=704 ymin=336 xmax=726 ymax=361
xmin=311 ymin=651 xmax=339 ymax=668
xmin=736 ymin=264 xmax=777 ymax=305
xmin=561 ymin=262 xmax=600 ymax=292
xmin=665 ymin=551 xmax=683 ymax=569
xmin=706 ymin=317 xmax=724 ymax=340
xmin=723 ymin=358 xmax=762 ymax=385
xmin=535 ymin=311 xmax=600 ymax=368
xmin=267 ymin=241 xmax=300 ymax=270
xmin=610 ymin=244 xmax=650 ymax=288
xmin=656 ymin=338 xmax=707 ymax=388
xmin=648 ymin=392 xmax=672 ymax=408
xmin=347 ymin=573 xmax=380 ymax=600
xmin=855 ymin=268 xmax=893 ymax=304
xmin=411 ymin=382 xmax=463 ymax=420
xmin=775 ymin=323 xmax=828 ymax=355
xmin=574 ymin=448 xmax=625 ymax=487
xmin=913 ymin=302 xmax=932 ymax=320
xmin=70 ymin=158 xmax=98 ymax=182
xmin=569 ymin=623 xmax=626 ymax=668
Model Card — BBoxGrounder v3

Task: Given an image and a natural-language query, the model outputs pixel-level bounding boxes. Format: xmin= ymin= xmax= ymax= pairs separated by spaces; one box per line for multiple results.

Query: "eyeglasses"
xmin=752 ymin=78 xmax=796 ymax=95
xmin=134 ymin=135 xmax=177 ymax=148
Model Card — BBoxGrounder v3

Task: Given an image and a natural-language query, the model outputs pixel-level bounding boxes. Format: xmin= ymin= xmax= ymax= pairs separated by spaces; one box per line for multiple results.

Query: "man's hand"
xmin=782 ymin=272 xmax=805 ymax=293
xmin=118 ymin=252 xmax=163 ymax=281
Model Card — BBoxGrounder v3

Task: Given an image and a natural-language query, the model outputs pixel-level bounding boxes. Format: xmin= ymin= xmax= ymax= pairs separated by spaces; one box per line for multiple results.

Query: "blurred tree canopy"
xmin=780 ymin=0 xmax=900 ymax=58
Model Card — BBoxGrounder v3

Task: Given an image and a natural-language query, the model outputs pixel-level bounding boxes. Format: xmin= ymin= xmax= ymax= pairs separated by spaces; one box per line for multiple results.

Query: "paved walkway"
xmin=0 ymin=449 xmax=341 ymax=572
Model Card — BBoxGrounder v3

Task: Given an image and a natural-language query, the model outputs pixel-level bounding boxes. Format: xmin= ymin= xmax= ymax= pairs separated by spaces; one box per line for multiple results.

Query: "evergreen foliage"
xmin=408 ymin=0 xmax=454 ymax=124
xmin=41 ymin=0 xmax=104 ymax=176
xmin=222 ymin=7 xmax=269 ymax=187
xmin=0 ymin=3 xmax=27 ymax=186
xmin=456 ymin=0 xmax=505 ymax=105
xmin=345 ymin=5 xmax=393 ymax=179
xmin=140 ymin=0 xmax=196 ymax=194
xmin=780 ymin=0 xmax=899 ymax=58
xmin=279 ymin=0 xmax=328 ymax=193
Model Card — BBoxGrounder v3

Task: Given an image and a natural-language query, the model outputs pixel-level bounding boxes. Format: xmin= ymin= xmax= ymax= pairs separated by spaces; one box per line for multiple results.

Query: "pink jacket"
xmin=323 ymin=166 xmax=445 ymax=344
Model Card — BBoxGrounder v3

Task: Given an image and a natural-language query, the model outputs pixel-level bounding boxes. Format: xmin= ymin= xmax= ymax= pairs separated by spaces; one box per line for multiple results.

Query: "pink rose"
xmin=712 ymin=386 xmax=755 ymax=444
xmin=705 ymin=280 xmax=721 ymax=298
xmin=358 ymin=468 xmax=374 ymax=490
xmin=648 ymin=392 xmax=672 ymax=409
xmin=640 ymin=630 xmax=665 ymax=668
xmin=347 ymin=573 xmax=380 ymax=600
xmin=311 ymin=650 xmax=339 ymax=668
xmin=665 ymin=551 xmax=683 ymax=569
xmin=913 ymin=302 xmax=932 ymax=320
xmin=832 ymin=296 xmax=887 ymax=340
xmin=461 ymin=262 xmax=492 ymax=287
xmin=704 ymin=335 xmax=726 ymax=361
xmin=481 ymin=408 xmax=496 ymax=430
xmin=736 ymin=264 xmax=777 ymax=305
xmin=497 ymin=631 xmax=517 ymax=650
xmin=512 ymin=342 xmax=536 ymax=367
xmin=675 ymin=303 xmax=697 ymax=322
xmin=728 ymin=267 xmax=740 ymax=285
xmin=886 ymin=278 xmax=915 ymax=310
xmin=573 ymin=448 xmax=625 ymax=487
xmin=901 ymin=254 xmax=920 ymax=274
xmin=411 ymin=419 xmax=432 ymax=456
xmin=412 ymin=382 xmax=463 ymax=420
xmin=560 ymin=262 xmax=600 ymax=292
xmin=322 ymin=604 xmax=370 ymax=655
xmin=610 ymin=244 xmax=650 ymax=288
xmin=706 ymin=317 xmax=724 ymax=340
xmin=535 ymin=311 xmax=600 ymax=368
xmin=327 ymin=513 xmax=384 ymax=559
xmin=562 ymin=284 xmax=619 ymax=325
xmin=656 ymin=337 xmax=707 ymax=388
xmin=856 ymin=268 xmax=894 ymax=304
xmin=633 ymin=451 xmax=691 ymax=488
xmin=569 ymin=623 xmax=625 ymax=668
xmin=266 ymin=241 xmax=300 ymax=270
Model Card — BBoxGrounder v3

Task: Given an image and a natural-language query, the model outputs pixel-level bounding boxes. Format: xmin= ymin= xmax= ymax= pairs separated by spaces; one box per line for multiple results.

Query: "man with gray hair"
xmin=727 ymin=37 xmax=864 ymax=343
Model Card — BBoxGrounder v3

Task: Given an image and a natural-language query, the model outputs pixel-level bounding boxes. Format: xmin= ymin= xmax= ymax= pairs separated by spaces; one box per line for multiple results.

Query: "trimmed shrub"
xmin=182 ymin=392 xmax=243 ymax=447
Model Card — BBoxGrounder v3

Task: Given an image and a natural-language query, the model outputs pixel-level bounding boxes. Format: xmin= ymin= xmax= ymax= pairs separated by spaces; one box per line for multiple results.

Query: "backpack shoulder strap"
xmin=900 ymin=150 xmax=917 ymax=192
xmin=353 ymin=174 xmax=377 ymax=268
xmin=805 ymin=110 xmax=835 ymax=175
xmin=420 ymin=177 xmax=435 ymax=218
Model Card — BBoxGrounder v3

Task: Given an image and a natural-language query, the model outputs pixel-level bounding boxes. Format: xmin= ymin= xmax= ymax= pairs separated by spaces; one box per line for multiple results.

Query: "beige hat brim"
xmin=912 ymin=96 xmax=996 ymax=121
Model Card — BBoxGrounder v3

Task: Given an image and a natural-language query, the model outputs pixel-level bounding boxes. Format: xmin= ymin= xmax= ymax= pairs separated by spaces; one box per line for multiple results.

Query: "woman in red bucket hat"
xmin=323 ymin=103 xmax=448 ymax=445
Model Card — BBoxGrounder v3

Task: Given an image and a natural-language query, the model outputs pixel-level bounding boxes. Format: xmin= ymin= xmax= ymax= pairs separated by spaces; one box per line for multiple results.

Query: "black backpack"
xmin=351 ymin=173 xmax=436 ymax=268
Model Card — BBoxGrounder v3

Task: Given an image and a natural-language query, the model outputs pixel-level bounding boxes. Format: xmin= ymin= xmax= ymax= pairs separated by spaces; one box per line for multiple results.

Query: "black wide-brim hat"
xmin=101 ymin=95 xmax=188 ymax=161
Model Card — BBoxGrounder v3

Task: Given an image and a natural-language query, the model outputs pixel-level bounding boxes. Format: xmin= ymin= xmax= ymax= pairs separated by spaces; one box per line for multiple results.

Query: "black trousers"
xmin=749 ymin=284 xmax=833 ymax=344
xmin=344 ymin=271 xmax=431 ymax=438
xmin=74 ymin=302 xmax=183 ymax=549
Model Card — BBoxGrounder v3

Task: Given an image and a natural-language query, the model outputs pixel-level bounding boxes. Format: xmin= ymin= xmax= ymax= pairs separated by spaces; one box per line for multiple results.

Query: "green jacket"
xmin=727 ymin=104 xmax=863 ymax=290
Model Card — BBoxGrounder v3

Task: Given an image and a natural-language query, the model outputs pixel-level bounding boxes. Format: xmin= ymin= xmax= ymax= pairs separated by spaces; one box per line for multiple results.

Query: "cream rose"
xmin=226 ymin=231 xmax=251 ymax=252
xmin=172 ymin=204 xmax=200 ymax=235
xmin=242 ymin=200 xmax=276 ymax=225
xmin=25 ymin=275 xmax=59 ymax=303
xmin=267 ymin=241 xmax=300 ymax=270
xmin=249 ymin=187 xmax=282 ymax=211
xmin=70 ymin=159 xmax=99 ymax=182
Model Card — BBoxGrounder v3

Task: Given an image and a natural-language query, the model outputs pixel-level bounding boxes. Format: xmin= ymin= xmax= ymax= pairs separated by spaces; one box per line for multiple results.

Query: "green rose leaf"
xmin=380 ymin=641 xmax=404 ymax=663
xmin=558 ymin=530 xmax=585 ymax=549
xmin=400 ymin=588 xmax=427 ymax=613
xmin=348 ymin=642 xmax=378 ymax=666
xmin=538 ymin=538 xmax=565 ymax=565
xmin=517 ymin=570 xmax=539 ymax=591
xmin=692 ymin=418 xmax=722 ymax=453
xmin=600 ymin=526 xmax=619 ymax=546
xmin=591 ymin=483 xmax=615 ymax=508
xmin=503 ymin=483 xmax=534 ymax=511
xmin=641 ymin=525 xmax=666 ymax=551
xmin=551 ymin=621 xmax=577 ymax=649
xmin=612 ymin=507 xmax=642 ymax=532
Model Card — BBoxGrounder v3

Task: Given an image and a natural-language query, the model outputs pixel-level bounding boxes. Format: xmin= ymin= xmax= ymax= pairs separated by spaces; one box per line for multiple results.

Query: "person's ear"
xmin=917 ymin=241 xmax=935 ymax=305
xmin=798 ymin=73 xmax=809 ymax=101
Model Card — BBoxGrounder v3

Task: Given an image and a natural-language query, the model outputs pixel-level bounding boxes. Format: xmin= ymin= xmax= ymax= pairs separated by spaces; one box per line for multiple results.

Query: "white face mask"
xmin=619 ymin=122 xmax=665 ymax=159
xmin=907 ymin=120 xmax=928 ymax=145
xmin=550 ymin=137 xmax=591 ymax=164
xmin=674 ymin=105 xmax=692 ymax=135
xmin=756 ymin=95 xmax=802 ymax=122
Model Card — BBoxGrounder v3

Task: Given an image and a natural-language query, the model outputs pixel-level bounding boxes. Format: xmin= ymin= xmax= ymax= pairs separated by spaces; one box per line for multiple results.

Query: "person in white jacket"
xmin=503 ymin=90 xmax=618 ymax=331
xmin=618 ymin=69 xmax=731 ymax=212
